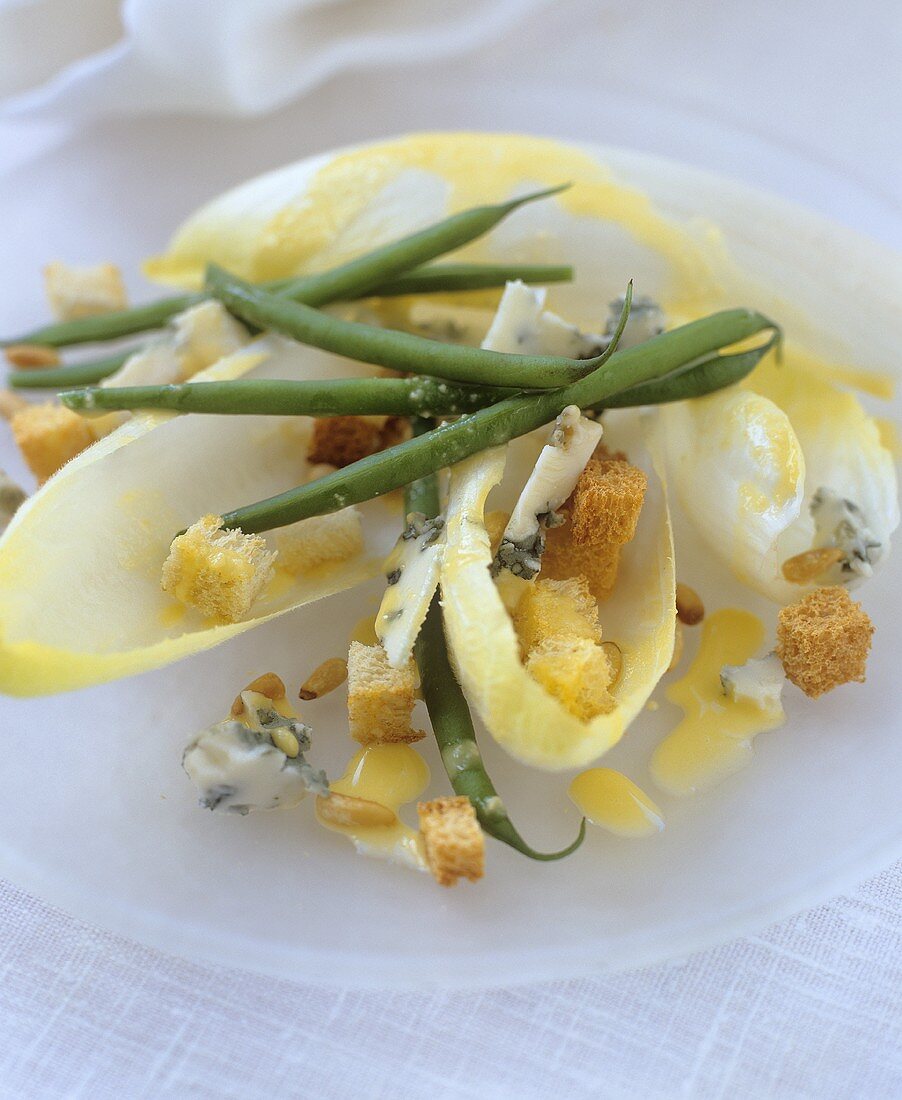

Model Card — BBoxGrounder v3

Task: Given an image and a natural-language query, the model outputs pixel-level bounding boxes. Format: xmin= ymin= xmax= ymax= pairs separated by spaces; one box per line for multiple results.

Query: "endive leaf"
xmin=440 ymin=410 xmax=675 ymax=771
xmin=0 ymin=339 xmax=394 ymax=697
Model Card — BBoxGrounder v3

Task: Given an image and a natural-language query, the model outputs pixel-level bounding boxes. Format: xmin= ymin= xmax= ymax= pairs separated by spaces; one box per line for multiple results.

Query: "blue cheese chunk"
xmin=810 ymin=486 xmax=882 ymax=583
xmin=605 ymin=293 xmax=665 ymax=349
xmin=183 ymin=693 xmax=327 ymax=814
xmin=720 ymin=654 xmax=785 ymax=709
xmin=482 ymin=280 xmax=607 ymax=358
xmin=376 ymin=511 xmax=446 ymax=668
xmin=493 ymin=405 xmax=603 ymax=579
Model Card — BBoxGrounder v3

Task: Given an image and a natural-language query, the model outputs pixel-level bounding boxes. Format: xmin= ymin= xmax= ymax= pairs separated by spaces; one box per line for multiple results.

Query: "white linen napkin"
xmin=0 ymin=0 xmax=549 ymax=121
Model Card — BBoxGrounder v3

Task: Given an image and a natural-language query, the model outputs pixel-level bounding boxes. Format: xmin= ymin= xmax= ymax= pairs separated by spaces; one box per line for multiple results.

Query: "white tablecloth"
xmin=2 ymin=867 xmax=901 ymax=1098
xmin=1 ymin=1 xmax=900 ymax=1095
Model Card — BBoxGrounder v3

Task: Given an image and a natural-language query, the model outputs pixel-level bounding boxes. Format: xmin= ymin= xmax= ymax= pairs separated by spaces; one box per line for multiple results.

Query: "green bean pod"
xmin=595 ymin=331 xmax=781 ymax=410
xmin=406 ymin=424 xmax=585 ymax=861
xmin=206 ymin=266 xmax=627 ymax=390
xmin=61 ymin=376 xmax=515 ymax=417
xmin=3 ymin=186 xmax=569 ymax=349
xmin=217 ymin=308 xmax=778 ymax=535
xmin=370 ymin=262 xmax=573 ymax=297
xmin=9 ymin=349 xmax=135 ymax=390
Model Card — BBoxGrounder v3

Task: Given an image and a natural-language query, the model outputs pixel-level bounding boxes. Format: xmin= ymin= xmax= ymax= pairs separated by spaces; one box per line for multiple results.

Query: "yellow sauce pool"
xmin=650 ymin=608 xmax=785 ymax=796
xmin=569 ymin=768 xmax=664 ymax=838
xmin=316 ymin=743 xmax=430 ymax=869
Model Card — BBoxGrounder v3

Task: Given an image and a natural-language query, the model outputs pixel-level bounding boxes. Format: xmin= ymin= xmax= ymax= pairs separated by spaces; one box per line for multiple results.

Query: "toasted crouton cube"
xmin=418 ymin=796 xmax=485 ymax=887
xmin=543 ymin=454 xmax=647 ymax=600
xmin=275 ymin=508 xmax=364 ymax=574
xmin=44 ymin=261 xmax=127 ymax=321
xmin=347 ymin=641 xmax=423 ymax=744
xmin=512 ymin=575 xmax=601 ymax=656
xmin=776 ymin=586 xmax=874 ymax=698
xmin=308 ymin=415 xmax=388 ymax=467
xmin=526 ymin=635 xmax=616 ymax=720
xmin=11 ymin=403 xmax=96 ymax=483
xmin=161 ymin=514 xmax=276 ymax=623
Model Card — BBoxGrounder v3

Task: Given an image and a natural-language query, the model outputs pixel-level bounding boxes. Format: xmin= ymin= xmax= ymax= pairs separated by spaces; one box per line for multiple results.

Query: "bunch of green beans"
xmin=205 ymin=265 xmax=631 ymax=390
xmin=62 ymin=332 xmax=778 ymax=419
xmin=3 ymin=185 xmax=570 ymax=350
xmin=406 ymin=422 xmax=585 ymax=861
xmin=216 ymin=308 xmax=778 ymax=535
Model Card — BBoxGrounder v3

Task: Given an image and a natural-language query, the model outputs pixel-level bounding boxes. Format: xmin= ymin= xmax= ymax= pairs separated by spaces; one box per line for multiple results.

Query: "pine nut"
xmin=231 ymin=671 xmax=287 ymax=716
xmin=781 ymin=546 xmax=844 ymax=584
xmin=316 ymin=791 xmax=397 ymax=828
xmin=675 ymin=582 xmax=704 ymax=625
xmin=299 ymin=657 xmax=348 ymax=700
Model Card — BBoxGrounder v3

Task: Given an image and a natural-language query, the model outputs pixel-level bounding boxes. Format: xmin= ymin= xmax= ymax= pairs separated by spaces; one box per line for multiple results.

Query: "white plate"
xmin=0 ymin=131 xmax=900 ymax=989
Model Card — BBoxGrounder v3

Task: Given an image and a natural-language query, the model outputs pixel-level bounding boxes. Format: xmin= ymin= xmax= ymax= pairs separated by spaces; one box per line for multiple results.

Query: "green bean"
xmin=3 ymin=187 xmax=569 ymax=349
xmin=69 ymin=326 xmax=776 ymax=418
xmin=61 ymin=376 xmax=515 ymax=417
xmin=369 ymin=262 xmax=573 ymax=297
xmin=9 ymin=349 xmax=135 ymax=390
xmin=206 ymin=266 xmax=630 ymax=389
xmin=406 ymin=432 xmax=585 ymax=860
xmin=593 ymin=331 xmax=781 ymax=410
xmin=217 ymin=307 xmax=778 ymax=535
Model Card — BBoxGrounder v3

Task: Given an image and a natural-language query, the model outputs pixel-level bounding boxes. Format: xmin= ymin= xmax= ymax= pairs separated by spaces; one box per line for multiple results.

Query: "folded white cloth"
xmin=0 ymin=0 xmax=549 ymax=121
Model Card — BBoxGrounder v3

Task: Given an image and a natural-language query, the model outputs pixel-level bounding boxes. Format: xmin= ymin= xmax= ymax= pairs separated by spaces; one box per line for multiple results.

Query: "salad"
xmin=0 ymin=133 xmax=896 ymax=889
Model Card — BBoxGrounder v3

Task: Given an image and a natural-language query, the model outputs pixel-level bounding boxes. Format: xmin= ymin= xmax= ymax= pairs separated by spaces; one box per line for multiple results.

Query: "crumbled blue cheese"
xmin=492 ymin=404 xmax=603 ymax=579
xmin=720 ymin=654 xmax=785 ymax=709
xmin=183 ymin=694 xmax=327 ymax=815
xmin=482 ymin=280 xmax=607 ymax=358
xmin=376 ymin=511 xmax=446 ymax=667
xmin=604 ymin=294 xmax=665 ymax=349
xmin=0 ymin=469 xmax=26 ymax=533
xmin=810 ymin=487 xmax=882 ymax=582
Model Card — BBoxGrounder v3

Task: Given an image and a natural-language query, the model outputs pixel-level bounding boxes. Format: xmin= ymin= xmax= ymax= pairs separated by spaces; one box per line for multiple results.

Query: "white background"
xmin=1 ymin=1 xmax=900 ymax=1096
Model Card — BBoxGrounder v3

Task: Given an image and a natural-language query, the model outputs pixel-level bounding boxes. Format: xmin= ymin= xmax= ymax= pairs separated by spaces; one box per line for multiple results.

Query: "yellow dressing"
xmin=316 ymin=744 xmax=430 ymax=869
xmin=569 ymin=768 xmax=664 ymax=838
xmin=350 ymin=613 xmax=379 ymax=646
xmin=876 ymin=417 xmax=901 ymax=459
xmin=650 ymin=608 xmax=785 ymax=796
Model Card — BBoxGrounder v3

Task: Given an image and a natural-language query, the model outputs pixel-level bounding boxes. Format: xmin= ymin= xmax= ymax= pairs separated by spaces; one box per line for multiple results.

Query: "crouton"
xmin=4 ymin=344 xmax=60 ymax=369
xmin=308 ymin=415 xmax=387 ymax=467
xmin=11 ymin=403 xmax=96 ymax=483
xmin=418 ymin=796 xmax=485 ymax=887
xmin=776 ymin=586 xmax=874 ymax=698
xmin=44 ymin=261 xmax=127 ymax=321
xmin=275 ymin=508 xmax=364 ymax=574
xmin=347 ymin=641 xmax=424 ymax=744
xmin=0 ymin=389 xmax=29 ymax=421
xmin=161 ymin=514 xmax=276 ymax=623
xmin=512 ymin=575 xmax=601 ymax=656
xmin=526 ymin=635 xmax=616 ymax=720
xmin=543 ymin=454 xmax=647 ymax=600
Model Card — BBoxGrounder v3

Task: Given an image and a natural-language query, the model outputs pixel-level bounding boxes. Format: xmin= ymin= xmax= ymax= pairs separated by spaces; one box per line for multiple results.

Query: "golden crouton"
xmin=275 ymin=508 xmax=364 ymax=574
xmin=776 ymin=586 xmax=874 ymax=698
xmin=347 ymin=641 xmax=424 ymax=745
xmin=161 ymin=514 xmax=276 ymax=623
xmin=543 ymin=454 xmax=647 ymax=600
xmin=526 ymin=635 xmax=616 ymax=720
xmin=418 ymin=796 xmax=485 ymax=887
xmin=4 ymin=344 xmax=60 ymax=370
xmin=512 ymin=575 xmax=601 ymax=656
xmin=11 ymin=403 xmax=96 ymax=483
xmin=44 ymin=261 xmax=127 ymax=320
xmin=0 ymin=390 xmax=28 ymax=421
xmin=308 ymin=415 xmax=387 ymax=467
